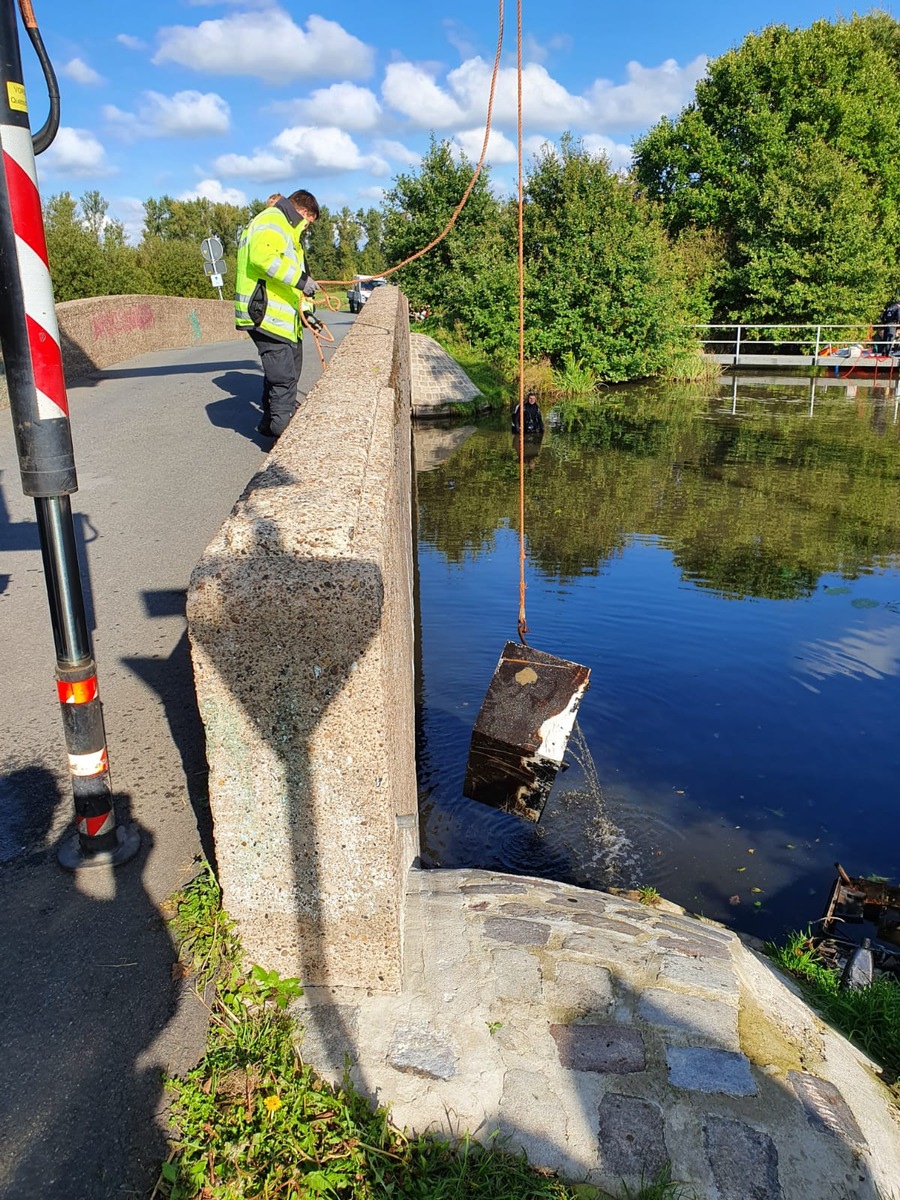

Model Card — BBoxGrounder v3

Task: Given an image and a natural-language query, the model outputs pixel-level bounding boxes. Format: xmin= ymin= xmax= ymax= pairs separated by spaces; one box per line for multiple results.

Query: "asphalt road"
xmin=0 ymin=311 xmax=352 ymax=1199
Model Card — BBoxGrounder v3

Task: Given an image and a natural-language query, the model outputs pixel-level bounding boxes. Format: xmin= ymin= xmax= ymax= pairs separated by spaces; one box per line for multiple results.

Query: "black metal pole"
xmin=0 ymin=0 xmax=138 ymax=868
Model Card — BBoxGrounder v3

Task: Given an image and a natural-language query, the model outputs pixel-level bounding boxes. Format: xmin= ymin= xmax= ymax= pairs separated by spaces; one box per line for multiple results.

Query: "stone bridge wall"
xmin=186 ymin=287 xmax=419 ymax=991
xmin=0 ymin=294 xmax=240 ymax=408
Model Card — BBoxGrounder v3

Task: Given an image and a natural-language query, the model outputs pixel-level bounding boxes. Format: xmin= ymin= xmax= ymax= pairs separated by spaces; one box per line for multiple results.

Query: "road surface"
xmin=0 ymin=312 xmax=352 ymax=1199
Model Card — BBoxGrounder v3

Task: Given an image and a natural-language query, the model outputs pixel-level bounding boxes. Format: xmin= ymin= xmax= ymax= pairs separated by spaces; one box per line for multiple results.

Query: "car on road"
xmin=347 ymin=275 xmax=387 ymax=314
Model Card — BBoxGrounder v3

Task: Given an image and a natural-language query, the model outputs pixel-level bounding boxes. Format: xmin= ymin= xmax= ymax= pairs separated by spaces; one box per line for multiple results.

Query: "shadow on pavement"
xmin=121 ymin=589 xmax=217 ymax=870
xmin=0 ymin=771 xmax=205 ymax=1200
xmin=68 ymin=358 xmax=259 ymax=388
xmin=206 ymin=368 xmax=271 ymax=447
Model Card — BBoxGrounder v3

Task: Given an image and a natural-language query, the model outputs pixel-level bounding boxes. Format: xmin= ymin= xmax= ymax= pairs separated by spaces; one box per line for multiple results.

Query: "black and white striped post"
xmin=0 ymin=0 xmax=139 ymax=869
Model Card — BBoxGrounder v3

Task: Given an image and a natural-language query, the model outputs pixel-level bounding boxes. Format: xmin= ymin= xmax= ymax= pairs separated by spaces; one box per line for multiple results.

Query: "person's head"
xmin=526 ymin=391 xmax=538 ymax=404
xmin=266 ymin=193 xmax=282 ymax=207
xmin=288 ymin=188 xmax=319 ymax=225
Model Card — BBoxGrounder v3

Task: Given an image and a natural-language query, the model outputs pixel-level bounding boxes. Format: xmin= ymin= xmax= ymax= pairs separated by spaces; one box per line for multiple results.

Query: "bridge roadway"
xmin=0 ymin=314 xmax=351 ymax=1200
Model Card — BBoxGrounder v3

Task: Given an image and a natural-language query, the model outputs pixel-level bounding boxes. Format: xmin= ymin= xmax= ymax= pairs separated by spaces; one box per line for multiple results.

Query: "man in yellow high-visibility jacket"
xmin=235 ymin=188 xmax=319 ymax=439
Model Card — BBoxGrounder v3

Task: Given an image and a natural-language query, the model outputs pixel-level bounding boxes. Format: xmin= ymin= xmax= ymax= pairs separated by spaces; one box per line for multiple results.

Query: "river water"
xmin=414 ymin=376 xmax=900 ymax=941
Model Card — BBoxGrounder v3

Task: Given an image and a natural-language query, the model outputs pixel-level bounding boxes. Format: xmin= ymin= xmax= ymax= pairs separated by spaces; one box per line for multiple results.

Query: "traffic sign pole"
xmin=0 ymin=0 xmax=139 ymax=869
xmin=200 ymin=237 xmax=226 ymax=299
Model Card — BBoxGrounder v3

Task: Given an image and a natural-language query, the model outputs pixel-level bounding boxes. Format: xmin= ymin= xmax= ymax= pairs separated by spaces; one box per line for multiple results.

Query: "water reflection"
xmin=415 ymin=379 xmax=900 ymax=939
xmin=796 ymin=624 xmax=900 ymax=684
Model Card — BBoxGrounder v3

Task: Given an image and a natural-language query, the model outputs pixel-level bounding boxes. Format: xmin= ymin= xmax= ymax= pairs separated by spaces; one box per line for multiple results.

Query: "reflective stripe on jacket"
xmin=235 ymin=200 xmax=310 ymax=343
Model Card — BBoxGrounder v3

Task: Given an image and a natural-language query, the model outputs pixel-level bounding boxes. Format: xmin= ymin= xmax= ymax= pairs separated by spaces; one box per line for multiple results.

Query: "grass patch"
xmin=157 ymin=866 xmax=696 ymax=1200
xmin=660 ymin=348 xmax=720 ymax=383
xmin=553 ymin=352 xmax=602 ymax=396
xmin=767 ymin=929 xmax=900 ymax=1094
xmin=636 ymin=886 xmax=661 ymax=907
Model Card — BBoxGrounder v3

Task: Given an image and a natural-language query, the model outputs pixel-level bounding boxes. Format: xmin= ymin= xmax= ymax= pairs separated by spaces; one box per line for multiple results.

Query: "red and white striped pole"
xmin=0 ymin=0 xmax=139 ymax=868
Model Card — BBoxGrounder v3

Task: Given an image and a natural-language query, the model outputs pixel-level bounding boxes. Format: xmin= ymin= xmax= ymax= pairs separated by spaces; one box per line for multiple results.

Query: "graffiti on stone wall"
xmin=91 ymin=304 xmax=154 ymax=341
xmin=189 ymin=310 xmax=201 ymax=342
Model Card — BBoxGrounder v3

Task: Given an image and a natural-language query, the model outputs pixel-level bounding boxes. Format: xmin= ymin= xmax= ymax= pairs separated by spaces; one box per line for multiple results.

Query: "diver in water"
xmin=511 ymin=391 xmax=544 ymax=437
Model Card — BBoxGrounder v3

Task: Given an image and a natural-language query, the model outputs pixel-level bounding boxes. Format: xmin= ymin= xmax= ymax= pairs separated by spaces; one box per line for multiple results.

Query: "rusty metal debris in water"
xmin=463 ymin=641 xmax=590 ymax=822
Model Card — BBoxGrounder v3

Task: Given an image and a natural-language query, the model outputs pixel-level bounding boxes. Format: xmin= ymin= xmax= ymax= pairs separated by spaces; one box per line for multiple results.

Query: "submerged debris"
xmin=815 ymin=864 xmax=900 ymax=982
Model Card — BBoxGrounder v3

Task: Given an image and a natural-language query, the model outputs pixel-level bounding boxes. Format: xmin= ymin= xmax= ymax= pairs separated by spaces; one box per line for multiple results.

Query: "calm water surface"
xmin=414 ymin=377 xmax=900 ymax=941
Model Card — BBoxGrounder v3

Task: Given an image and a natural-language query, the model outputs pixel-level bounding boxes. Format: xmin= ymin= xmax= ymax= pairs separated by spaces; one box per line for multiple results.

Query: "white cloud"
xmin=450 ymin=128 xmax=548 ymax=172
xmin=214 ymin=125 xmax=389 ymax=183
xmin=61 ymin=58 xmax=104 ymax=86
xmin=40 ymin=127 xmax=113 ymax=176
xmin=374 ymin=138 xmax=421 ymax=167
xmin=212 ymin=150 xmax=292 ymax=182
xmin=154 ymin=10 xmax=374 ymax=85
xmin=450 ymin=127 xmax=516 ymax=165
xmin=281 ymin=83 xmax=382 ymax=132
xmin=179 ymin=178 xmax=248 ymax=205
xmin=382 ymin=62 xmax=466 ymax=127
xmin=104 ymin=91 xmax=231 ymax=139
xmin=582 ymin=134 xmax=635 ymax=173
xmin=116 ymin=33 xmax=147 ymax=51
xmin=109 ymin=196 xmax=147 ymax=244
xmin=382 ymin=52 xmax=706 ymax=139
xmin=586 ymin=55 xmax=708 ymax=131
xmin=272 ymin=125 xmax=388 ymax=175
xmin=451 ymin=59 xmax=588 ymax=127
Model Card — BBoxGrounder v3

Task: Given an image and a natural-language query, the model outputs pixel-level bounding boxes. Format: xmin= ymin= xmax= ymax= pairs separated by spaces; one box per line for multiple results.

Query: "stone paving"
xmin=410 ymin=333 xmax=486 ymax=417
xmin=290 ymin=868 xmax=900 ymax=1199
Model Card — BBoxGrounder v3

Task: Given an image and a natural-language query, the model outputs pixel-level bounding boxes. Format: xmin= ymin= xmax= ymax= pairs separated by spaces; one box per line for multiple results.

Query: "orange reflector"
xmin=57 ymin=677 xmax=98 ymax=705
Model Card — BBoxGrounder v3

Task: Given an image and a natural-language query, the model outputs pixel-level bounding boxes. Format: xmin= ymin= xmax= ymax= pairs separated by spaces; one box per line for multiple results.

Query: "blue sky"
xmin=20 ymin=0 xmax=873 ymax=241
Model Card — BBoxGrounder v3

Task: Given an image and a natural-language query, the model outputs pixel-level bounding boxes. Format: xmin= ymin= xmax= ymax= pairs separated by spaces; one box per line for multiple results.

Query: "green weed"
xmin=616 ymin=1164 xmax=698 ymax=1199
xmin=166 ymin=862 xmax=239 ymax=987
xmin=636 ymin=886 xmax=661 ymax=907
xmin=767 ymin=929 xmax=900 ymax=1090
xmin=661 ymin=348 xmax=720 ymax=383
xmin=553 ymin=351 xmax=600 ymax=396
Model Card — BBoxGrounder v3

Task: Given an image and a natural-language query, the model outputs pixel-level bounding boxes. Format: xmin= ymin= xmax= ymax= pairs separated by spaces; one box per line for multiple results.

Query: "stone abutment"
xmin=186 ymin=286 xmax=418 ymax=991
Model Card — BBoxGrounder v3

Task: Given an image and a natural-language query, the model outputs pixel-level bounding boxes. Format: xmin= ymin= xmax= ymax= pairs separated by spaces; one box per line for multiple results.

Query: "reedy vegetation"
xmin=43 ymin=13 xmax=900 ymax=385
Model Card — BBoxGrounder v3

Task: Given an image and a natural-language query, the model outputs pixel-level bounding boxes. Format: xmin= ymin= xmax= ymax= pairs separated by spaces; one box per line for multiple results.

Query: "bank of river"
xmin=414 ymin=377 xmax=900 ymax=942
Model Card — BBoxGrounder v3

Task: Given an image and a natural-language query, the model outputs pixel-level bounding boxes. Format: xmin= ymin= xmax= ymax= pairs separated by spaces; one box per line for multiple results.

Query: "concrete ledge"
xmin=186 ymin=287 xmax=419 ymax=991
xmin=1 ymin=294 xmax=241 ymax=408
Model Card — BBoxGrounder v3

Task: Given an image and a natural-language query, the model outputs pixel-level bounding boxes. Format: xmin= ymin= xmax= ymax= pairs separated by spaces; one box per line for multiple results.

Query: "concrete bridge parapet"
xmin=186 ymin=286 xmax=419 ymax=991
xmin=0 ymin=293 xmax=242 ymax=409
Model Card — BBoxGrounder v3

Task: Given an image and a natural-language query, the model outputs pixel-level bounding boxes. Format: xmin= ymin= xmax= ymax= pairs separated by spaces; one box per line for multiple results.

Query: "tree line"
xmin=42 ymin=13 xmax=900 ymax=385
xmin=42 ymin=189 xmax=388 ymax=305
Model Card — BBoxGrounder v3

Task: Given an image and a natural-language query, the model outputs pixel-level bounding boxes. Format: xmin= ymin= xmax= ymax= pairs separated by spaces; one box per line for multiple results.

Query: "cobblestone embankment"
xmin=291 ymin=868 xmax=900 ymax=1200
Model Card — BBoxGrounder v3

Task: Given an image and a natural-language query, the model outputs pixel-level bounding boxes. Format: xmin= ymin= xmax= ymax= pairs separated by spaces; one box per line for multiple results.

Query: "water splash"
xmin=534 ymin=721 xmax=641 ymax=891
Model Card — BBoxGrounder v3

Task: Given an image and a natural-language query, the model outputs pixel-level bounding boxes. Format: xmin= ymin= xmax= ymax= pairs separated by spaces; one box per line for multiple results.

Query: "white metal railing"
xmin=689 ymin=323 xmax=899 ymax=364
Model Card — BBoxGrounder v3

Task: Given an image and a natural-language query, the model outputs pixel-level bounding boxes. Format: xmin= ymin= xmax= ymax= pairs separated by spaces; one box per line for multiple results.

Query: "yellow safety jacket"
xmin=235 ymin=200 xmax=311 ymax=344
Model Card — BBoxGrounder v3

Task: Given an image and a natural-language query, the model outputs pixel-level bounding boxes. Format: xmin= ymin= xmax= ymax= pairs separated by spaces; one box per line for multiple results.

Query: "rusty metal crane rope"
xmin=319 ymin=0 xmax=534 ymax=651
xmin=515 ymin=0 xmax=528 ymax=643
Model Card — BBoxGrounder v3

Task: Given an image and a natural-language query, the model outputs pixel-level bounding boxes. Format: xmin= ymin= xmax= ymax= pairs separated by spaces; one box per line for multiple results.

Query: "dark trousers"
xmin=248 ymin=330 xmax=303 ymax=437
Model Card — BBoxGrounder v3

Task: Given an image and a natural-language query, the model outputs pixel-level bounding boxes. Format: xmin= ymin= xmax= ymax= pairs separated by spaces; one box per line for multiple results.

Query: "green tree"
xmin=304 ymin=204 xmax=339 ymax=281
xmin=634 ymin=13 xmax=900 ymax=324
xmin=141 ymin=195 xmax=251 ymax=253
xmin=382 ymin=136 xmax=502 ymax=317
xmin=357 ymin=207 xmax=386 ymax=275
xmin=522 ymin=136 xmax=697 ymax=381
xmin=136 ymin=237 xmax=213 ymax=298
xmin=43 ymin=192 xmax=112 ymax=300
xmin=332 ymin=206 xmax=362 ymax=281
